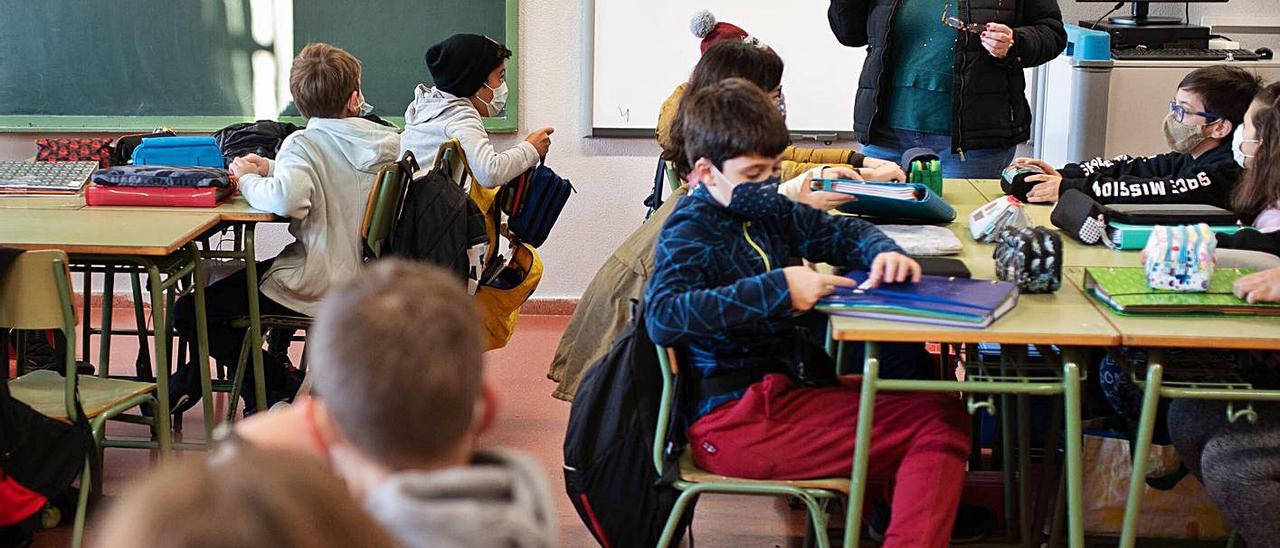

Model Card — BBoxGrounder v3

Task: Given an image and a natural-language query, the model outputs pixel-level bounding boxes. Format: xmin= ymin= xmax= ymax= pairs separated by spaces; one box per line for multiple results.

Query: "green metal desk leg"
xmin=844 ymin=341 xmax=880 ymax=548
xmin=145 ymin=263 xmax=172 ymax=456
xmin=186 ymin=244 xmax=215 ymax=442
xmin=1118 ymin=352 xmax=1163 ymax=548
xmin=81 ymin=270 xmax=92 ymax=364
xmin=1000 ymin=349 xmax=1017 ymax=539
xmin=130 ymin=271 xmax=151 ymax=379
xmin=242 ymin=225 xmax=267 ymax=412
xmin=1062 ymin=354 xmax=1085 ymax=548
xmin=98 ymin=267 xmax=114 ymax=377
xmin=1015 ymin=346 xmax=1033 ymax=547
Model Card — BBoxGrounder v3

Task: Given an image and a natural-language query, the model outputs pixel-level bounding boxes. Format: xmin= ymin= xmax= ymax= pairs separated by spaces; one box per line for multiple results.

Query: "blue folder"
xmin=815 ymin=179 xmax=957 ymax=224
xmin=817 ymin=270 xmax=1019 ymax=328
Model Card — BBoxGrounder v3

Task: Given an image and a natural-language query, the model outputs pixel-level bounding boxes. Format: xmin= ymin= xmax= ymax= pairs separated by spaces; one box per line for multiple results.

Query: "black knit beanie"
xmin=426 ymin=34 xmax=502 ymax=98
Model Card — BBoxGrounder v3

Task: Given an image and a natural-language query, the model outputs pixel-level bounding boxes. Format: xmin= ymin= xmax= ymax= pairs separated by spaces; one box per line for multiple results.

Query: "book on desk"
xmin=818 ymin=271 xmax=1019 ymax=328
xmin=1084 ymin=267 xmax=1280 ymax=316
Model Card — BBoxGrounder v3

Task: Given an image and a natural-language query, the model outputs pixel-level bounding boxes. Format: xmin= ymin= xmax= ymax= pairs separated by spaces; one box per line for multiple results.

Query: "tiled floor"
xmin=25 ymin=312 xmax=815 ymax=547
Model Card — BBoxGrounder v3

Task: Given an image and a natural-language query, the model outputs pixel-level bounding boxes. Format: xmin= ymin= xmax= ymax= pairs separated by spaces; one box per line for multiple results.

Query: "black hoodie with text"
xmin=1057 ymin=140 xmax=1241 ymax=208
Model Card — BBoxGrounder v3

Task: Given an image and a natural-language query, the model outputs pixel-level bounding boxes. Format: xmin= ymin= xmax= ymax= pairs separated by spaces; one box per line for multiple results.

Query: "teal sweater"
xmin=882 ymin=0 xmax=957 ymax=135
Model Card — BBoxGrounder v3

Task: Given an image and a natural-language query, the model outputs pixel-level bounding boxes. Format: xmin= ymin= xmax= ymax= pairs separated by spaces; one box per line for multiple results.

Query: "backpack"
xmin=212 ymin=120 xmax=302 ymax=164
xmin=389 ymin=164 xmax=488 ymax=285
xmin=499 ymin=159 xmax=574 ymax=248
xmin=563 ymin=303 xmax=694 ymax=547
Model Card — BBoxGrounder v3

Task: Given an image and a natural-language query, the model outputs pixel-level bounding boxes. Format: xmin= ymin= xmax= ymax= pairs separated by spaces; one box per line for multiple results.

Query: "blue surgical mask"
xmin=707 ymin=165 xmax=785 ymax=219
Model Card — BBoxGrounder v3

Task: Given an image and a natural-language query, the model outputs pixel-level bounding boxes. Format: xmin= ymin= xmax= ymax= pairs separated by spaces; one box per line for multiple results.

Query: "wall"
xmin=3 ymin=0 xmax=1276 ymax=300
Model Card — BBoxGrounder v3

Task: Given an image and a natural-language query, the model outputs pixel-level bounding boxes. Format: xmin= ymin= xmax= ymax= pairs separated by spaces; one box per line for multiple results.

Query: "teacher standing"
xmin=830 ymin=0 xmax=1066 ymax=178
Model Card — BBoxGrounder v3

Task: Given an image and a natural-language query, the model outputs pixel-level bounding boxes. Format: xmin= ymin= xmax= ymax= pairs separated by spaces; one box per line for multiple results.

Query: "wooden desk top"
xmin=87 ymin=194 xmax=278 ymax=223
xmin=0 ymin=194 xmax=86 ymax=210
xmin=0 ymin=209 xmax=220 ymax=256
xmin=1067 ymin=267 xmax=1280 ymax=351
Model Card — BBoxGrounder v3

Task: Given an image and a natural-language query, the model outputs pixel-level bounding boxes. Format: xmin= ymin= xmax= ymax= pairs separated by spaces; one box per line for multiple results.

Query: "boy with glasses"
xmin=1012 ymin=65 xmax=1263 ymax=206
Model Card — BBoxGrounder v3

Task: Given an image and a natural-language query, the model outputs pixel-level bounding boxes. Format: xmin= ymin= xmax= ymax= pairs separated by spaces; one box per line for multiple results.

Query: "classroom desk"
xmin=89 ymin=195 xmax=281 ymax=418
xmin=0 ymin=208 xmax=221 ymax=453
xmin=1065 ymin=266 xmax=1280 ymax=548
xmin=827 ymin=180 xmax=1121 ymax=548
xmin=0 ymin=193 xmax=86 ymax=209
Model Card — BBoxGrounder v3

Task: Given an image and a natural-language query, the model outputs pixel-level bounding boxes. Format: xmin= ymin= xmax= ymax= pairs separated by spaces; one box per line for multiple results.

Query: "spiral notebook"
xmin=813 ymin=178 xmax=957 ymax=223
xmin=818 ymin=271 xmax=1019 ymax=328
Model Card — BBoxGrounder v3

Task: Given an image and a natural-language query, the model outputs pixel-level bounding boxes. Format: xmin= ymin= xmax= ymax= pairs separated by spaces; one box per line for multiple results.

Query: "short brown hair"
xmin=1178 ymin=65 xmax=1263 ymax=127
xmin=1231 ymin=82 xmax=1280 ymax=224
xmin=667 ymin=77 xmax=790 ymax=179
xmin=310 ymin=259 xmax=484 ymax=468
xmin=95 ymin=448 xmax=397 ymax=548
xmin=289 ymin=43 xmax=362 ymax=119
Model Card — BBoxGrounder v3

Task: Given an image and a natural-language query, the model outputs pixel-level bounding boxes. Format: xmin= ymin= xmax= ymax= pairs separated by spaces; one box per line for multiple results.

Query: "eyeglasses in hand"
xmin=941 ymin=0 xmax=985 ymax=34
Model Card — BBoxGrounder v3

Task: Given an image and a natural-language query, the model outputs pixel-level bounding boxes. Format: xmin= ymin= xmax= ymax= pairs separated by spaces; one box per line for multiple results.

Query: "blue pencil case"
xmin=816 ymin=179 xmax=957 ymax=224
xmin=131 ymin=136 xmax=225 ymax=168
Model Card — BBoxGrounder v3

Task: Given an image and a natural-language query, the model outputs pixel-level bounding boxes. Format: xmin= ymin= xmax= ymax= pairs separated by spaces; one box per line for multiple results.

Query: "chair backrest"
xmin=1 ymin=249 xmax=80 ymax=420
xmin=361 ymin=162 xmax=405 ymax=260
xmin=0 ymin=249 xmax=76 ymax=331
xmin=652 ymin=345 xmax=680 ymax=476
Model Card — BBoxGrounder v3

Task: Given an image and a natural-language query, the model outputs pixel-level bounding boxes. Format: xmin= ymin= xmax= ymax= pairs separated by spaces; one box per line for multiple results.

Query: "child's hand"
xmin=525 ymin=127 xmax=554 ymax=157
xmin=783 ymin=265 xmax=857 ymax=311
xmin=230 ymin=154 xmax=270 ymax=178
xmin=1012 ymin=157 xmax=1059 ymax=177
xmin=798 ymin=170 xmax=857 ymax=211
xmin=1025 ymin=175 xmax=1062 ymax=203
xmin=981 ymin=23 xmax=1015 ymax=59
xmin=868 ymin=252 xmax=922 ymax=288
xmin=864 ymin=163 xmax=906 ymax=182
xmin=1234 ymin=268 xmax=1280 ymax=303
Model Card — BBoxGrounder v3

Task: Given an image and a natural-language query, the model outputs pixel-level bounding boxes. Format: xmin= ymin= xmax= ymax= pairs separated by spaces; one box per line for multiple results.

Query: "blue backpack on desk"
xmin=131 ymin=136 xmax=225 ymax=168
xmin=499 ymin=159 xmax=575 ymax=247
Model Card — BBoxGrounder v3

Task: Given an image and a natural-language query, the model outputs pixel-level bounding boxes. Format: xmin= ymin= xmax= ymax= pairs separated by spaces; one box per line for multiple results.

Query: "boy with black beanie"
xmin=401 ymin=33 xmax=553 ymax=188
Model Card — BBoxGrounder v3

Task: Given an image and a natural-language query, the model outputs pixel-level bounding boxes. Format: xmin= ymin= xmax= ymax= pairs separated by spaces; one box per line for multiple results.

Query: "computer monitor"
xmin=1078 ymin=0 xmax=1227 ymax=27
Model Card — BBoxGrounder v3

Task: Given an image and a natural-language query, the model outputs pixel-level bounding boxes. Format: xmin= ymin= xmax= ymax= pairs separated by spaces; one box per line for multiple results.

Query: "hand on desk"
xmin=858 ymin=158 xmax=906 ymax=182
xmin=869 ymin=251 xmax=922 ymax=288
xmin=1011 ymin=157 xmax=1062 ymax=203
xmin=784 ymin=265 xmax=857 ymax=311
xmin=1234 ymin=267 xmax=1280 ymax=304
xmin=230 ymin=154 xmax=271 ymax=178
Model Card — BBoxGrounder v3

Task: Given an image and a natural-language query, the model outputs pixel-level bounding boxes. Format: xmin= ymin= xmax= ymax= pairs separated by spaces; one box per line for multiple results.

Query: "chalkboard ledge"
xmin=0 ymin=115 xmax=518 ymax=134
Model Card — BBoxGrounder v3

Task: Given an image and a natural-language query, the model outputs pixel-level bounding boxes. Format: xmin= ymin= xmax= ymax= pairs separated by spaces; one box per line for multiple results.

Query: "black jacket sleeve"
xmin=1007 ymin=0 xmax=1067 ymax=68
xmin=1217 ymin=229 xmax=1280 ymax=258
xmin=1060 ymin=157 xmax=1240 ymax=207
xmin=829 ymin=0 xmax=870 ymax=47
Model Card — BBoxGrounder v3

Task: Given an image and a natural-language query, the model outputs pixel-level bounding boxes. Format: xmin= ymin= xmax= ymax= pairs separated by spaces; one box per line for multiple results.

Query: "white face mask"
xmin=481 ymin=81 xmax=508 ymax=117
xmin=1232 ymin=127 xmax=1259 ymax=168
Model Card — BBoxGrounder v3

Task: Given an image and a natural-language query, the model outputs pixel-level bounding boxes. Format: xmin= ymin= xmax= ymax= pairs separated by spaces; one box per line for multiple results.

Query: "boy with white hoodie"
xmin=172 ymin=42 xmax=401 ymax=414
xmin=401 ymin=33 xmax=553 ymax=187
xmin=234 ymin=259 xmax=558 ymax=548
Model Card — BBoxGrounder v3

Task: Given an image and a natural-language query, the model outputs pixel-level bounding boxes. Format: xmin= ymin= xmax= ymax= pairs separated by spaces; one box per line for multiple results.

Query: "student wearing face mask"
xmin=1009 ymin=65 xmax=1262 ymax=207
xmin=646 ymin=79 xmax=971 ymax=547
xmin=401 ymin=34 xmax=552 ymax=188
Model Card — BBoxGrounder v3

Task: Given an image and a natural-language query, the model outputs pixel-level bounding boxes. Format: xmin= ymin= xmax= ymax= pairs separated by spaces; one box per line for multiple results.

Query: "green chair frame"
xmin=2 ymin=250 xmax=170 ymax=548
xmin=653 ymin=345 xmax=847 ymax=548
xmin=1118 ymin=350 xmax=1280 ymax=548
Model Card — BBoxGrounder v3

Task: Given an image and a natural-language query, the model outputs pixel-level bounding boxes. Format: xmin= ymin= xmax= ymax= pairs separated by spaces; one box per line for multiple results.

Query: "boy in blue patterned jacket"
xmin=645 ymin=78 xmax=970 ymax=548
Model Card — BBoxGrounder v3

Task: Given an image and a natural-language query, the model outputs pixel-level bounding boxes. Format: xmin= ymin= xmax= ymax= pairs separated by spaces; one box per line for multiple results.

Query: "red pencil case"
xmin=85 ymin=183 xmax=235 ymax=207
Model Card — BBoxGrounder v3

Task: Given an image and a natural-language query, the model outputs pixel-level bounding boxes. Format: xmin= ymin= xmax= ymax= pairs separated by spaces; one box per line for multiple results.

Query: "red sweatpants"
xmin=688 ymin=373 xmax=971 ymax=548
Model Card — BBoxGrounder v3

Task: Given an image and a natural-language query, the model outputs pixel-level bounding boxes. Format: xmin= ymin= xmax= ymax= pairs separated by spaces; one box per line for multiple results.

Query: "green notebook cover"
xmin=1083 ymin=267 xmax=1280 ymax=316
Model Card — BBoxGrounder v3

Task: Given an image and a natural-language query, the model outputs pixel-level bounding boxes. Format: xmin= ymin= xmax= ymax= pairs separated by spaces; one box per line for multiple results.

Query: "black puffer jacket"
xmin=829 ymin=0 xmax=1066 ymax=153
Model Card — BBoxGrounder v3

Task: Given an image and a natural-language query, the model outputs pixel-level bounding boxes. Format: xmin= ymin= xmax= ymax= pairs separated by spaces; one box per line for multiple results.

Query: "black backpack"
xmin=388 ymin=165 xmax=488 ymax=283
xmin=212 ymin=120 xmax=302 ymax=165
xmin=563 ymin=303 xmax=694 ymax=547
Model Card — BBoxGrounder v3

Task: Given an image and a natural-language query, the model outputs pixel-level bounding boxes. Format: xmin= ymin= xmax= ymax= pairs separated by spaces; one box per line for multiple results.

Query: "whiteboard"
xmin=591 ymin=0 xmax=866 ymax=138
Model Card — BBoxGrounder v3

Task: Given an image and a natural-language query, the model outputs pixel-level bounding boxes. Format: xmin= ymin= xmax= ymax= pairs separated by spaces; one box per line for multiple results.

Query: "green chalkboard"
xmin=0 ymin=0 xmax=518 ymax=133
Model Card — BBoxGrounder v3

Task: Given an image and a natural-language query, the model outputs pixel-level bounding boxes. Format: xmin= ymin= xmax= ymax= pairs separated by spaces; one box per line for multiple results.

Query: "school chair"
xmin=3 ymin=249 xmax=169 ymax=548
xmin=223 ymin=156 xmax=413 ymax=418
xmin=653 ymin=345 xmax=847 ymax=548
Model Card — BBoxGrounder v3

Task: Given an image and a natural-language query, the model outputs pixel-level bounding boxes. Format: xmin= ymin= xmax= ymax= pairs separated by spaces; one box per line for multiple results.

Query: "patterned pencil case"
xmin=1142 ymin=224 xmax=1217 ymax=292
xmin=993 ymin=226 xmax=1062 ymax=293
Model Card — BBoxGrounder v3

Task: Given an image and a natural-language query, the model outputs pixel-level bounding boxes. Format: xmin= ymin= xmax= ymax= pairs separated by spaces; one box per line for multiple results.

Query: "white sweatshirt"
xmin=400 ymin=84 xmax=540 ymax=188
xmin=237 ymin=117 xmax=401 ymax=316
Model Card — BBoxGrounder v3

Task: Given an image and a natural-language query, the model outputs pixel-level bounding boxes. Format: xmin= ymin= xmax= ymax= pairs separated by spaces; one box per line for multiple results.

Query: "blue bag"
xmin=130 ymin=136 xmax=225 ymax=168
xmin=90 ymin=165 xmax=232 ymax=188
xmin=500 ymin=160 xmax=575 ymax=247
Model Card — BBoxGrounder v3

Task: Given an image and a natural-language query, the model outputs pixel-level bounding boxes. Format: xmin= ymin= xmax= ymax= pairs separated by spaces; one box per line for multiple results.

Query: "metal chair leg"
xmin=70 ymin=458 xmax=91 ymax=548
xmin=1119 ymin=355 xmax=1163 ymax=548
xmin=656 ymin=488 xmax=701 ymax=548
xmin=843 ymin=341 xmax=881 ymax=548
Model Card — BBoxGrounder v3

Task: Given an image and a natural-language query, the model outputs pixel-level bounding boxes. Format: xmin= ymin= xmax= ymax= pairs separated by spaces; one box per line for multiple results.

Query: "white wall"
xmin=4 ymin=0 xmax=1276 ymax=300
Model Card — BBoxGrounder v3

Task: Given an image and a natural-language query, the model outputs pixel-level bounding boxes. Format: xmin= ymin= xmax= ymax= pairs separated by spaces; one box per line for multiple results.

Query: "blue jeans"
xmin=860 ymin=129 xmax=1017 ymax=179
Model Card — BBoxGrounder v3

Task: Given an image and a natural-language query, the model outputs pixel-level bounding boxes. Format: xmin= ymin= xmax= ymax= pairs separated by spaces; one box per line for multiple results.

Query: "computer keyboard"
xmin=1112 ymin=48 xmax=1261 ymax=61
xmin=0 ymin=161 xmax=98 ymax=193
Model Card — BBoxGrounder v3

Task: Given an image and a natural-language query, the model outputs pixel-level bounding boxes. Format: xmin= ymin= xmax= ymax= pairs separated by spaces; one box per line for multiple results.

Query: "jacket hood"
xmin=365 ymin=449 xmax=556 ymax=548
xmin=404 ymin=84 xmax=475 ymax=127
xmin=303 ymin=117 xmax=400 ymax=171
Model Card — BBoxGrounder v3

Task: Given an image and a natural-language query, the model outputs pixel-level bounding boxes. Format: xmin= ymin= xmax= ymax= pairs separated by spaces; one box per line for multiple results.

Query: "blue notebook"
xmin=814 ymin=178 xmax=957 ymax=224
xmin=817 ymin=271 xmax=1019 ymax=328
